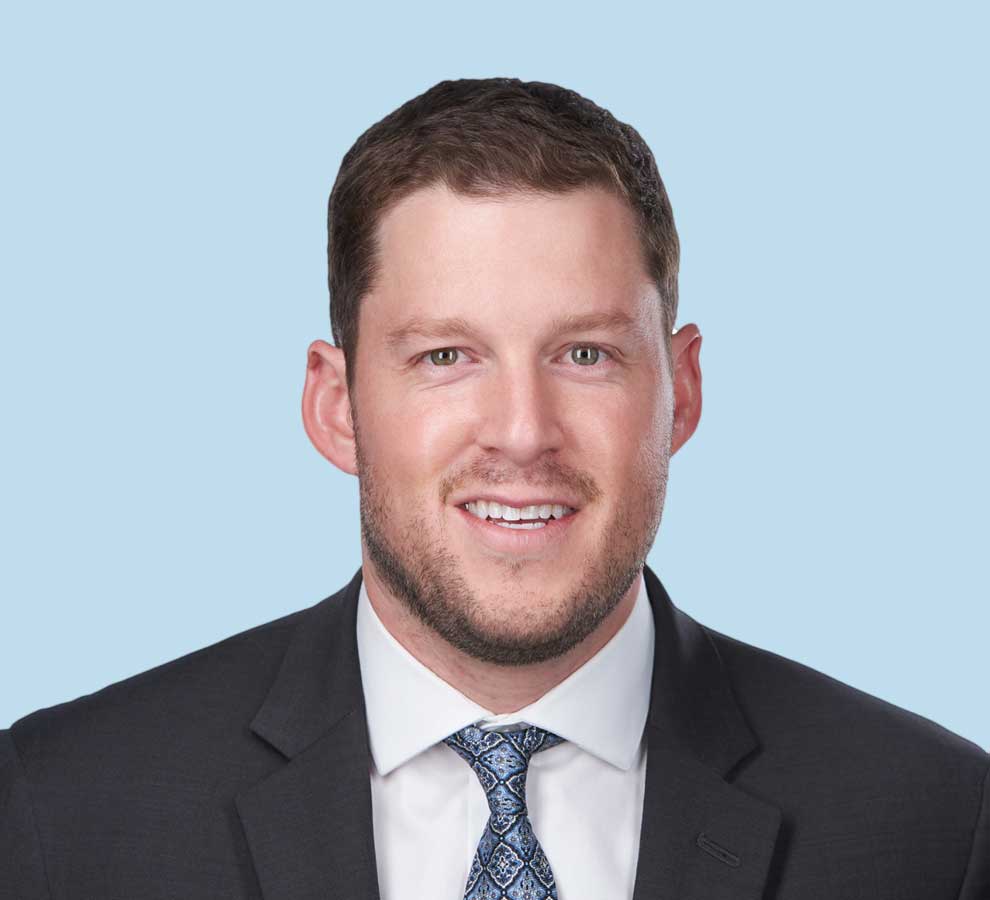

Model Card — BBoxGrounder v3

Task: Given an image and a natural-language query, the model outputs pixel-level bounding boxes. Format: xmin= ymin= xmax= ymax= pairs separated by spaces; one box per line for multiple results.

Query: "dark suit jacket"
xmin=2 ymin=564 xmax=987 ymax=899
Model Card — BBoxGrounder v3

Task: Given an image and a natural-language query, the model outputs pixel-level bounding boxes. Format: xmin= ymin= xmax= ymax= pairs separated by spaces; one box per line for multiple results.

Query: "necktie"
xmin=443 ymin=723 xmax=566 ymax=900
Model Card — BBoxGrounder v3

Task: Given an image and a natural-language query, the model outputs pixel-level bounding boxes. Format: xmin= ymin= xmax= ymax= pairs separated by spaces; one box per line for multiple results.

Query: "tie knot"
xmin=443 ymin=724 xmax=565 ymax=817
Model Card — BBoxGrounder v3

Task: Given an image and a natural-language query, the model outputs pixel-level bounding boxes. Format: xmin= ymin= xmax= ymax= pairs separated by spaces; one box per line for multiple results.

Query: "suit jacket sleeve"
xmin=958 ymin=756 xmax=990 ymax=899
xmin=0 ymin=729 xmax=51 ymax=900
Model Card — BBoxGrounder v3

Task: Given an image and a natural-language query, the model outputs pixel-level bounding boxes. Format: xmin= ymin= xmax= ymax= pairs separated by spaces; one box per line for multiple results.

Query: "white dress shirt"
xmin=355 ymin=569 xmax=655 ymax=900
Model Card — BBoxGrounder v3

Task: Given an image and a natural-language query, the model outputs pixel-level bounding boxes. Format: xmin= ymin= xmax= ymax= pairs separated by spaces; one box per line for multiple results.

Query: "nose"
xmin=474 ymin=359 xmax=566 ymax=467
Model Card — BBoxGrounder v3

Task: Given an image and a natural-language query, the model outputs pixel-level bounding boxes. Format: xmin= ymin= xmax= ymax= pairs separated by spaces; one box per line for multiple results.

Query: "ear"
xmin=669 ymin=323 xmax=703 ymax=456
xmin=301 ymin=340 xmax=358 ymax=476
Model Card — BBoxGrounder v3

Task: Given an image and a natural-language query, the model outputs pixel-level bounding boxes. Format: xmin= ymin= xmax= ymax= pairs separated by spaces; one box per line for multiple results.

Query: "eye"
xmin=569 ymin=345 xmax=613 ymax=366
xmin=417 ymin=344 xmax=615 ymax=370
xmin=424 ymin=348 xmax=460 ymax=367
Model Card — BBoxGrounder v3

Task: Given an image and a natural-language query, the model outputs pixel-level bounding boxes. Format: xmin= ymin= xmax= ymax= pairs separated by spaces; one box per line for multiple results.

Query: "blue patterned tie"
xmin=443 ymin=723 xmax=566 ymax=900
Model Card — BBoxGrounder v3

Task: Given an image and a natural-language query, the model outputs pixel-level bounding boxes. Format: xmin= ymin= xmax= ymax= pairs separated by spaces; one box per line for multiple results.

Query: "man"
xmin=1 ymin=78 xmax=986 ymax=899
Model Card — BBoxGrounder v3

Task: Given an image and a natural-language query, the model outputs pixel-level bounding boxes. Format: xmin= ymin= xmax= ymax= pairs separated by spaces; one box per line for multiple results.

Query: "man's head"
xmin=303 ymin=78 xmax=702 ymax=668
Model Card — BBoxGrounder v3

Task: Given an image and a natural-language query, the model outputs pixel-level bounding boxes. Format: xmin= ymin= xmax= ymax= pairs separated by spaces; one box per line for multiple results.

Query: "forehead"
xmin=364 ymin=184 xmax=660 ymax=338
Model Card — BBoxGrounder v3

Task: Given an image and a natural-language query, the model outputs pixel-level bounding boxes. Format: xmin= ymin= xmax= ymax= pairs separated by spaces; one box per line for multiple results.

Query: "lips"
xmin=453 ymin=503 xmax=580 ymax=555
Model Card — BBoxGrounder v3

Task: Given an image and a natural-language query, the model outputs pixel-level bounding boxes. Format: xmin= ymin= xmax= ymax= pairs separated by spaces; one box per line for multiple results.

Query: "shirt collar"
xmin=356 ymin=568 xmax=654 ymax=776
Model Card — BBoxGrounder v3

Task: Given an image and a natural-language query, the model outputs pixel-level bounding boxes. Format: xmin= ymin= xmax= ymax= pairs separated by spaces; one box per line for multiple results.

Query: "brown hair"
xmin=327 ymin=77 xmax=680 ymax=399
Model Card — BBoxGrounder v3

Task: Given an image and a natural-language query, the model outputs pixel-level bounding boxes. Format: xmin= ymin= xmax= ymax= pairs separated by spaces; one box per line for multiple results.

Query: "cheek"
xmin=366 ymin=395 xmax=469 ymax=485
xmin=606 ymin=395 xmax=668 ymax=490
xmin=592 ymin=396 xmax=652 ymax=458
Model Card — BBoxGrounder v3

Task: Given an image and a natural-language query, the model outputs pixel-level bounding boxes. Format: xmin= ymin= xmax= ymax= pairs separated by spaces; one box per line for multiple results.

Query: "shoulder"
xmin=702 ymin=623 xmax=988 ymax=880
xmin=705 ymin=624 xmax=987 ymax=773
xmin=5 ymin=600 xmax=316 ymax=784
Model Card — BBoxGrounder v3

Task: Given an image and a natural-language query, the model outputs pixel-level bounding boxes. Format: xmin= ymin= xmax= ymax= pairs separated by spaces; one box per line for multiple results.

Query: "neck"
xmin=361 ymin=562 xmax=639 ymax=714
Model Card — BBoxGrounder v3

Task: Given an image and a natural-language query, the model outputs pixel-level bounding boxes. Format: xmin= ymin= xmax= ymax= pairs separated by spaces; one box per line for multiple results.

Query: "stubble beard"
xmin=352 ymin=413 xmax=668 ymax=667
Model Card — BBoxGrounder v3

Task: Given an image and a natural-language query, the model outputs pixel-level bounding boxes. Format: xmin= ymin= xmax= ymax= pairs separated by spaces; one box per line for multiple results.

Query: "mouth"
xmin=452 ymin=501 xmax=581 ymax=555
xmin=459 ymin=499 xmax=578 ymax=529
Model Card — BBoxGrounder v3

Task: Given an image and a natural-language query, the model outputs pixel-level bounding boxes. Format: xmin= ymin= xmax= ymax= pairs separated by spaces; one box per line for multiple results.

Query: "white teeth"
xmin=463 ymin=500 xmax=576 ymax=521
xmin=494 ymin=521 xmax=546 ymax=530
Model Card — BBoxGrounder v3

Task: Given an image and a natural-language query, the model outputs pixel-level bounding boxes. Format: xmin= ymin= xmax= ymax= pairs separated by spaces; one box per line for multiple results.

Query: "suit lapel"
xmin=235 ymin=563 xmax=781 ymax=900
xmin=235 ymin=567 xmax=381 ymax=900
xmin=633 ymin=740 xmax=782 ymax=900
xmin=632 ymin=565 xmax=781 ymax=899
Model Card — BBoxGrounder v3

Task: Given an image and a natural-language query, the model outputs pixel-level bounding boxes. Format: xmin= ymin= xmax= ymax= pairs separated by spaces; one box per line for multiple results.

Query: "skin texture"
xmin=302 ymin=184 xmax=702 ymax=714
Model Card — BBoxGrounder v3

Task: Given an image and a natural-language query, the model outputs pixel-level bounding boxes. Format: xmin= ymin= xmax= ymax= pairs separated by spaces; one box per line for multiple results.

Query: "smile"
xmin=460 ymin=500 xmax=578 ymax=528
xmin=454 ymin=503 xmax=580 ymax=554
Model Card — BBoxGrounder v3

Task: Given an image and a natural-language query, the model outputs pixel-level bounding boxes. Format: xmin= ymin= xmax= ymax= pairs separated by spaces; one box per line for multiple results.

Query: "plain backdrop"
xmin=2 ymin=2 xmax=986 ymax=749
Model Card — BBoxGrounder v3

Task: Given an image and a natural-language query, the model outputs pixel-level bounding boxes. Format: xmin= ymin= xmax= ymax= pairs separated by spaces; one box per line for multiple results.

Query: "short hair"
xmin=327 ymin=77 xmax=680 ymax=399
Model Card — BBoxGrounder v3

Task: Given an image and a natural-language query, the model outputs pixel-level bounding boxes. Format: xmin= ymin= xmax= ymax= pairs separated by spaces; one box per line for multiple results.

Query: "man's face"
xmin=350 ymin=184 xmax=676 ymax=666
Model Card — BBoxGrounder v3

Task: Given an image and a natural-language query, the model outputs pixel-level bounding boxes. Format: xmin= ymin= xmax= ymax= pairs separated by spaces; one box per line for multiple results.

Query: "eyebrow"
xmin=383 ymin=310 xmax=638 ymax=350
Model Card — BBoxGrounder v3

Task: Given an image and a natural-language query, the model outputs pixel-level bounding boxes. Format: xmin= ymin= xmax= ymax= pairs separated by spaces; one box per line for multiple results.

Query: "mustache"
xmin=441 ymin=461 xmax=601 ymax=507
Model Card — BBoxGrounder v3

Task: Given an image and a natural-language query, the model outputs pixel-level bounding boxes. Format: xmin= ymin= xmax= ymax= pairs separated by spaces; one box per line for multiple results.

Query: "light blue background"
xmin=2 ymin=2 xmax=986 ymax=749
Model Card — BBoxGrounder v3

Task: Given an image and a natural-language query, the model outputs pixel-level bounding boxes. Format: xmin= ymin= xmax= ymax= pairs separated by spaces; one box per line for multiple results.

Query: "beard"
xmin=352 ymin=409 xmax=668 ymax=667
